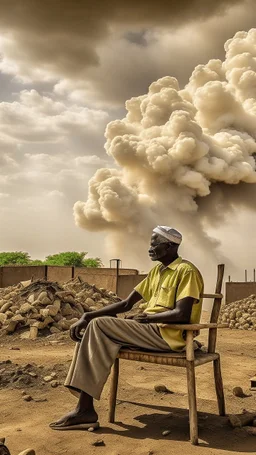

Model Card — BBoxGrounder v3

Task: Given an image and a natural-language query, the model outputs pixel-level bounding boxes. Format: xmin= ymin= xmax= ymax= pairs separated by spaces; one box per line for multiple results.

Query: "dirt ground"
xmin=0 ymin=317 xmax=256 ymax=455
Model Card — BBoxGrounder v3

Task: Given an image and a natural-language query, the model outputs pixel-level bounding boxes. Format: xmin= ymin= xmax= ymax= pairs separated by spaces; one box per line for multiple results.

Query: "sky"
xmin=0 ymin=0 xmax=256 ymax=286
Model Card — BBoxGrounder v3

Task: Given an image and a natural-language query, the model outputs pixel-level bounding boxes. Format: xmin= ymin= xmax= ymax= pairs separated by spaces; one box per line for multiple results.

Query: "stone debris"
xmin=220 ymin=295 xmax=256 ymax=330
xmin=154 ymin=384 xmax=173 ymax=394
xmin=22 ymin=395 xmax=33 ymax=402
xmin=232 ymin=386 xmax=251 ymax=398
xmin=17 ymin=450 xmax=36 ymax=455
xmin=162 ymin=430 xmax=171 ymax=436
xmin=92 ymin=440 xmax=105 ymax=447
xmin=0 ymin=360 xmax=66 ymax=390
xmin=228 ymin=410 xmax=256 ymax=435
xmin=0 ymin=277 xmax=122 ymax=338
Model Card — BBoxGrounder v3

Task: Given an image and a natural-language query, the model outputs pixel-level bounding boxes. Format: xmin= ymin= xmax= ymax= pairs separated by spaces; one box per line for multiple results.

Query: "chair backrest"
xmin=201 ymin=264 xmax=225 ymax=353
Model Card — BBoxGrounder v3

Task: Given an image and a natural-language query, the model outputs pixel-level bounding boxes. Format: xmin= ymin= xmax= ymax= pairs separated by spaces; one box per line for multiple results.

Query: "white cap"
xmin=153 ymin=226 xmax=182 ymax=244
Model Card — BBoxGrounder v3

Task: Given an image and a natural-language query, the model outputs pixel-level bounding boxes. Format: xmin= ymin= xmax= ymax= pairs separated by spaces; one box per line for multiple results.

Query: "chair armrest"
xmin=159 ymin=323 xmax=228 ymax=330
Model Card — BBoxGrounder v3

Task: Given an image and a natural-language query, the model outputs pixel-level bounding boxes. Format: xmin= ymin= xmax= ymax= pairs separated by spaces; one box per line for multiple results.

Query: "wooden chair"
xmin=108 ymin=264 xmax=227 ymax=445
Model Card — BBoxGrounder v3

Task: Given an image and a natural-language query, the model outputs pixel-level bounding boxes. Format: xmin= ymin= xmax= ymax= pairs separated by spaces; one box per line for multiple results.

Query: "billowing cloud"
xmin=74 ymin=29 xmax=256 ymax=263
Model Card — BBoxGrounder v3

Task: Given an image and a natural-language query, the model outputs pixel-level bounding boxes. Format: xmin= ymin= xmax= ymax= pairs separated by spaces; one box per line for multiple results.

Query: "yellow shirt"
xmin=134 ymin=257 xmax=204 ymax=351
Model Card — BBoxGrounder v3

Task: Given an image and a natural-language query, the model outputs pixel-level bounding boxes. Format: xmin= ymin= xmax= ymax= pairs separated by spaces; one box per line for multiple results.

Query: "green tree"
xmin=44 ymin=251 xmax=102 ymax=267
xmin=0 ymin=251 xmax=31 ymax=266
xmin=29 ymin=259 xmax=45 ymax=265
xmin=83 ymin=257 xmax=103 ymax=268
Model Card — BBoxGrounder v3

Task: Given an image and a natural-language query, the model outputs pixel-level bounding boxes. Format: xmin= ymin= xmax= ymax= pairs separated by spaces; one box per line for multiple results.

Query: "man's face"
xmin=148 ymin=233 xmax=171 ymax=261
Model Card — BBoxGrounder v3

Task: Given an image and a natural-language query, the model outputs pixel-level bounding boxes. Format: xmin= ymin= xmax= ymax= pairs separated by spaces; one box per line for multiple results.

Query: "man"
xmin=50 ymin=225 xmax=204 ymax=430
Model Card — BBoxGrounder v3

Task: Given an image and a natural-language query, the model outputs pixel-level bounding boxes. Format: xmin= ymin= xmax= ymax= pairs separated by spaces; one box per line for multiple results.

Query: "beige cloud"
xmin=0 ymin=89 xmax=109 ymax=142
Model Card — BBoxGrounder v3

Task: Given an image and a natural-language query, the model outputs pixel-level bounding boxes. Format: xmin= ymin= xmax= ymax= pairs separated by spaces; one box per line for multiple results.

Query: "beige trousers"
xmin=64 ymin=316 xmax=171 ymax=400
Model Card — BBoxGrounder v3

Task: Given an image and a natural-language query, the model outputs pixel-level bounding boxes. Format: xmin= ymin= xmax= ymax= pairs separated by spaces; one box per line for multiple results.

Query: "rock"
xmin=50 ymin=380 xmax=59 ymax=388
xmin=0 ymin=314 xmax=7 ymax=324
xmin=20 ymin=331 xmax=30 ymax=340
xmin=28 ymin=372 xmax=37 ymax=378
xmin=92 ymin=293 xmax=101 ymax=301
xmin=243 ymin=426 xmax=256 ymax=435
xmin=29 ymin=326 xmax=38 ymax=340
xmin=23 ymin=395 xmax=33 ymax=402
xmin=10 ymin=305 xmax=19 ymax=313
xmin=62 ymin=303 xmax=73 ymax=316
xmin=52 ymin=299 xmax=61 ymax=310
xmin=45 ymin=305 xmax=59 ymax=317
xmin=154 ymin=384 xmax=173 ymax=394
xmin=232 ymin=386 xmax=250 ymax=398
xmin=1 ymin=302 xmax=13 ymax=313
xmin=92 ymin=440 xmax=105 ymax=447
xmin=12 ymin=314 xmax=25 ymax=323
xmin=19 ymin=303 xmax=33 ymax=314
xmin=53 ymin=313 xmax=62 ymax=322
xmin=27 ymin=294 xmax=35 ymax=304
xmin=85 ymin=298 xmax=95 ymax=306
xmin=0 ymin=438 xmax=5 ymax=443
xmin=20 ymin=279 xmax=32 ymax=287
xmin=43 ymin=376 xmax=53 ymax=382
xmin=6 ymin=320 xmax=19 ymax=334
xmin=162 ymin=430 xmax=171 ymax=436
xmin=50 ymin=372 xmax=57 ymax=378
xmin=17 ymin=449 xmax=36 ymax=455
xmin=40 ymin=309 xmax=50 ymax=318
xmin=252 ymin=419 xmax=256 ymax=427
xmin=9 ymin=347 xmax=20 ymax=351
xmin=49 ymin=326 xmax=61 ymax=334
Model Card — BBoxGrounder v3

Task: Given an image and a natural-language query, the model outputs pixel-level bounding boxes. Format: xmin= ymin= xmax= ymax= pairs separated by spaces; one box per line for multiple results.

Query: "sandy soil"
xmin=0 ymin=323 xmax=256 ymax=455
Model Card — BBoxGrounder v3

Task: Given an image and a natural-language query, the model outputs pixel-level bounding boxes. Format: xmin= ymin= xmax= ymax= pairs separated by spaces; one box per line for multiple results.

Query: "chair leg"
xmin=213 ymin=357 xmax=226 ymax=416
xmin=186 ymin=361 xmax=198 ymax=445
xmin=108 ymin=357 xmax=119 ymax=423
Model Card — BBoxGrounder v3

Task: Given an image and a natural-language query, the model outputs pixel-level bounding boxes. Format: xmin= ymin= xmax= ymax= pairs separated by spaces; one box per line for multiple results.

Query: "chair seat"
xmin=118 ymin=348 xmax=219 ymax=367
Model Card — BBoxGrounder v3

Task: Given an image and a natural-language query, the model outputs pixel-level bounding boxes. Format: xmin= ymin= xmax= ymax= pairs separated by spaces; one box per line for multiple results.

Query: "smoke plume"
xmin=74 ymin=29 xmax=256 ymax=267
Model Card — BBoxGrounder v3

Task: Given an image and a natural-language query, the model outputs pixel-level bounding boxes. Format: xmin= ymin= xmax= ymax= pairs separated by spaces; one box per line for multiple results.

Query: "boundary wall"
xmin=225 ymin=282 xmax=256 ymax=304
xmin=2 ymin=266 xmax=256 ymax=303
xmin=0 ymin=265 xmax=139 ymax=293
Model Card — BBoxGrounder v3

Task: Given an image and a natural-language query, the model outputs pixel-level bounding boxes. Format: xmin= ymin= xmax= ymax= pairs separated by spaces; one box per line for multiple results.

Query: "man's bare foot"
xmin=50 ymin=409 xmax=98 ymax=428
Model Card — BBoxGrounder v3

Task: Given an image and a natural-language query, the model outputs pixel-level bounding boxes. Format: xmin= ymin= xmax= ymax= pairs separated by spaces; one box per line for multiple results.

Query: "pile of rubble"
xmin=0 ymin=277 xmax=122 ymax=338
xmin=220 ymin=294 xmax=256 ymax=330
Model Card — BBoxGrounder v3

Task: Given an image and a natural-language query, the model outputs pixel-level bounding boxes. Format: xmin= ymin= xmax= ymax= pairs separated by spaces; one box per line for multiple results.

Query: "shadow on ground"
xmin=97 ymin=401 xmax=255 ymax=452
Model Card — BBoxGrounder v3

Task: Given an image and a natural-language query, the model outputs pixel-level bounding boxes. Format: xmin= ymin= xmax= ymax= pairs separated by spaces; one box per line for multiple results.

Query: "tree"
xmin=0 ymin=251 xmax=103 ymax=267
xmin=0 ymin=251 xmax=31 ymax=266
xmin=44 ymin=251 xmax=102 ymax=267
xmin=83 ymin=257 xmax=103 ymax=268
xmin=29 ymin=259 xmax=45 ymax=265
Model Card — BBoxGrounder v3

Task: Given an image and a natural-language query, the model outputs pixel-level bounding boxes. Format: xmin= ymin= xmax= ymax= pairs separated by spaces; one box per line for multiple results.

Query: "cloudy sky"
xmin=0 ymin=0 xmax=256 ymax=282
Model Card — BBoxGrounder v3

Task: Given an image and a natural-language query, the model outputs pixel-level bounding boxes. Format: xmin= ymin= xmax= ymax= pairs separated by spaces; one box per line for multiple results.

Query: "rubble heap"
xmin=0 ymin=277 xmax=121 ymax=338
xmin=220 ymin=294 xmax=256 ymax=330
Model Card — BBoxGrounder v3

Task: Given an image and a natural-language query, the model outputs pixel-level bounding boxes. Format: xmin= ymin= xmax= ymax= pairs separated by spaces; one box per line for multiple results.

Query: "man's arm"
xmin=70 ymin=290 xmax=142 ymax=342
xmin=83 ymin=290 xmax=142 ymax=321
xmin=135 ymin=297 xmax=194 ymax=324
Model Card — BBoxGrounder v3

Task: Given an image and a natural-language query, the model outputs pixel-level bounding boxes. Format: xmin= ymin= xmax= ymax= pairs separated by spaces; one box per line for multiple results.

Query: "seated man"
xmin=50 ymin=225 xmax=204 ymax=430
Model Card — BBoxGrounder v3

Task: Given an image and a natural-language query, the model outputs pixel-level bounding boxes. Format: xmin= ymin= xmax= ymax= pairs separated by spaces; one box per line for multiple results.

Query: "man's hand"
xmin=70 ymin=315 xmax=90 ymax=342
xmin=133 ymin=313 xmax=150 ymax=323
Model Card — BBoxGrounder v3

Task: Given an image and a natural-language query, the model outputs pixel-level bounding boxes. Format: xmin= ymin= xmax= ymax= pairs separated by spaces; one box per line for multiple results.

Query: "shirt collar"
xmin=167 ymin=256 xmax=182 ymax=270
